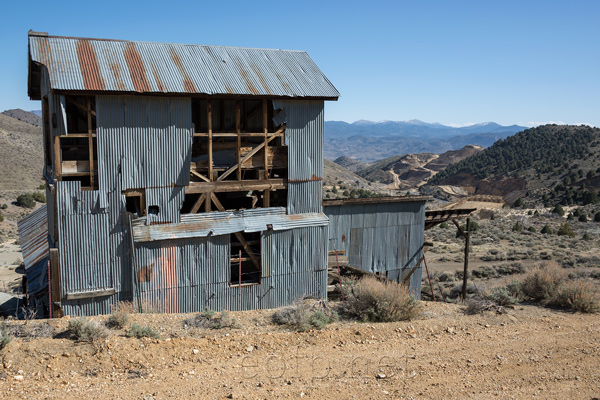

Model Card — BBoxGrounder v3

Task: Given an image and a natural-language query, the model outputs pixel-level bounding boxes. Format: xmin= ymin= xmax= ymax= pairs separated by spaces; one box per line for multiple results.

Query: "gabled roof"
xmin=28 ymin=31 xmax=340 ymax=100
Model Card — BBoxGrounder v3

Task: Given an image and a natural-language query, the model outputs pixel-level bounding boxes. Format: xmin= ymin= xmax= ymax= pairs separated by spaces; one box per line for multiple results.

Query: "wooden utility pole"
xmin=462 ymin=217 xmax=471 ymax=301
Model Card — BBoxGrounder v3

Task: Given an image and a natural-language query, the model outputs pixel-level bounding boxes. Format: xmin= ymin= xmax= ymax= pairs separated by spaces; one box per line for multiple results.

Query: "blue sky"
xmin=1 ymin=0 xmax=598 ymax=127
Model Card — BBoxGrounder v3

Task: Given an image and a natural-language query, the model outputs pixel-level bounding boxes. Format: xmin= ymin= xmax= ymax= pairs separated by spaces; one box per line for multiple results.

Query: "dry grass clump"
xmin=342 ymin=276 xmax=422 ymax=322
xmin=548 ymin=281 xmax=600 ymax=313
xmin=0 ymin=329 xmax=11 ymax=350
xmin=67 ymin=319 xmax=108 ymax=342
xmin=105 ymin=302 xmax=132 ymax=329
xmin=272 ymin=301 xmax=338 ymax=332
xmin=183 ymin=309 xmax=240 ymax=330
xmin=519 ymin=262 xmax=567 ymax=303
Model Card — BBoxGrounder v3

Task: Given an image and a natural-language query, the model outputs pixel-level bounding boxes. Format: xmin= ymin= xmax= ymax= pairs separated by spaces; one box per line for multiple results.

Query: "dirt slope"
xmin=0 ymin=302 xmax=598 ymax=399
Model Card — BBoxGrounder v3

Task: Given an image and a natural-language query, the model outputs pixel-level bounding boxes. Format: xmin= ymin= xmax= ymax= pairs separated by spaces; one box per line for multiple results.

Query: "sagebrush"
xmin=272 ymin=301 xmax=338 ymax=332
xmin=67 ymin=319 xmax=108 ymax=342
xmin=127 ymin=324 xmax=160 ymax=339
xmin=183 ymin=309 xmax=240 ymax=330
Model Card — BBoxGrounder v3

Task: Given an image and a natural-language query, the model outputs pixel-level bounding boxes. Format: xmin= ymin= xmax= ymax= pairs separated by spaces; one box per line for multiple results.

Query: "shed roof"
xmin=28 ymin=31 xmax=340 ymax=100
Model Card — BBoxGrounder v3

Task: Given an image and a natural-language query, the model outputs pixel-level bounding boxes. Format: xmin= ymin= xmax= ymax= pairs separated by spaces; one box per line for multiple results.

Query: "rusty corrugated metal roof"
xmin=28 ymin=33 xmax=340 ymax=99
xmin=16 ymin=205 xmax=49 ymax=270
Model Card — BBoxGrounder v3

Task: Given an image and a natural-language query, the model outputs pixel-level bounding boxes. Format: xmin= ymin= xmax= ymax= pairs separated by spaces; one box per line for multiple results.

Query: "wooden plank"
xmin=62 ymin=160 xmax=90 ymax=173
xmin=236 ymin=100 xmax=241 ymax=181
xmin=194 ymin=132 xmax=282 ymax=137
xmin=190 ymin=169 xmax=210 ymax=182
xmin=57 ymin=133 xmax=97 ymax=138
xmin=186 ymin=179 xmax=287 ymax=194
xmin=264 ymin=189 xmax=270 ymax=207
xmin=217 ymin=134 xmax=279 ymax=182
xmin=66 ymin=288 xmax=116 ymax=301
xmin=49 ymin=248 xmax=62 ymax=318
xmin=53 ymin=136 xmax=62 ymax=180
xmin=263 ymin=99 xmax=269 ymax=181
xmin=87 ymin=97 xmax=94 ymax=189
xmin=207 ymin=99 xmax=213 ymax=181
xmin=204 ymin=191 xmax=211 ymax=212
xmin=122 ymin=189 xmax=145 ymax=197
xmin=190 ymin=193 xmax=207 ymax=214
xmin=401 ymin=256 xmax=425 ymax=285
xmin=211 ymin=193 xmax=261 ymax=270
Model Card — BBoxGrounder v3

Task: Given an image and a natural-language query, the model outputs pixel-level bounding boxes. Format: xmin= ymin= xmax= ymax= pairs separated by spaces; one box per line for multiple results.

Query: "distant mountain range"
xmin=324 ymin=120 xmax=527 ymax=162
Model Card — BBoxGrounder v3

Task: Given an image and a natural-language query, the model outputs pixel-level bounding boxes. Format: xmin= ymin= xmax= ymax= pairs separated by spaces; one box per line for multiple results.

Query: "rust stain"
xmin=239 ymin=69 xmax=259 ymax=95
xmin=251 ymin=64 xmax=271 ymax=95
xmin=137 ymin=264 xmax=155 ymax=283
xmin=169 ymin=47 xmax=197 ymax=93
xmin=124 ymin=42 xmax=151 ymax=92
xmin=150 ymin=62 xmax=165 ymax=92
xmin=76 ymin=40 xmax=105 ymax=90
xmin=109 ymin=62 xmax=125 ymax=90
xmin=341 ymin=234 xmax=346 ymax=243
xmin=288 ymin=175 xmax=323 ymax=183
xmin=36 ymin=37 xmax=52 ymax=69
xmin=158 ymin=246 xmax=179 ymax=314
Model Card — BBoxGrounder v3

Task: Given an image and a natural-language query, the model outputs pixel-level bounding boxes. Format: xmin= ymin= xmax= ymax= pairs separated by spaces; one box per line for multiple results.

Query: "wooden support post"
xmin=236 ymin=100 xmax=241 ymax=181
xmin=87 ymin=97 xmax=94 ymax=189
xmin=462 ymin=217 xmax=471 ymax=301
xmin=207 ymin=100 xmax=213 ymax=181
xmin=204 ymin=192 xmax=211 ymax=212
xmin=217 ymin=134 xmax=279 ymax=182
xmin=53 ymin=136 xmax=62 ymax=180
xmin=262 ymin=99 xmax=268 ymax=180
xmin=49 ymin=248 xmax=63 ymax=318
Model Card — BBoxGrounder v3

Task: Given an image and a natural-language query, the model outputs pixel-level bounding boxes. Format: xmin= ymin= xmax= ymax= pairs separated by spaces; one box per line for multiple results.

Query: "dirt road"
xmin=0 ymin=302 xmax=598 ymax=399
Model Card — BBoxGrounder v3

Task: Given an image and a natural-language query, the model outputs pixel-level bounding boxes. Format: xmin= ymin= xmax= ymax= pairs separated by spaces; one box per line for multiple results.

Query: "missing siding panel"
xmin=230 ymin=231 xmax=261 ymax=285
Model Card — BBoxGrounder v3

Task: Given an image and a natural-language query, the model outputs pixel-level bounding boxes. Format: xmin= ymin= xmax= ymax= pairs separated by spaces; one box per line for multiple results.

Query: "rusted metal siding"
xmin=273 ymin=100 xmax=324 ymax=214
xmin=17 ymin=205 xmax=49 ymax=270
xmin=29 ymin=35 xmax=339 ymax=99
xmin=132 ymin=207 xmax=328 ymax=242
xmin=96 ymin=95 xmax=194 ymax=192
xmin=324 ymin=200 xmax=426 ymax=298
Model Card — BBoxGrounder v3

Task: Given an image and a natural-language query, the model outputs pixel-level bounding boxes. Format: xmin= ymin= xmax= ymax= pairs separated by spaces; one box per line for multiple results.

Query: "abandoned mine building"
xmin=20 ymin=31 xmax=427 ymax=318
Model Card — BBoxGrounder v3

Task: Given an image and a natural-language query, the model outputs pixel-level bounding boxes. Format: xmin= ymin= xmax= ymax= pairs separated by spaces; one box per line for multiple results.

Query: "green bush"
xmin=578 ymin=214 xmax=588 ymax=222
xmin=527 ymin=226 xmax=536 ymax=233
xmin=552 ymin=204 xmax=565 ymax=216
xmin=17 ymin=194 xmax=35 ymax=208
xmin=541 ymin=225 xmax=553 ymax=234
xmin=37 ymin=184 xmax=46 ymax=190
xmin=67 ymin=319 xmax=108 ymax=342
xmin=106 ymin=309 xmax=130 ymax=329
xmin=548 ymin=281 xmax=599 ymax=313
xmin=594 ymin=212 xmax=600 ymax=222
xmin=342 ymin=277 xmax=421 ymax=322
xmin=557 ymin=223 xmax=575 ymax=237
xmin=512 ymin=221 xmax=523 ymax=232
xmin=484 ymin=287 xmax=520 ymax=307
xmin=0 ymin=204 xmax=6 ymax=210
xmin=127 ymin=324 xmax=160 ymax=339
xmin=0 ymin=211 xmax=3 ymax=222
xmin=272 ymin=303 xmax=338 ymax=332
xmin=582 ymin=233 xmax=591 ymax=241
xmin=32 ymin=192 xmax=46 ymax=203
xmin=439 ymin=222 xmax=449 ymax=229
xmin=0 ymin=329 xmax=11 ymax=350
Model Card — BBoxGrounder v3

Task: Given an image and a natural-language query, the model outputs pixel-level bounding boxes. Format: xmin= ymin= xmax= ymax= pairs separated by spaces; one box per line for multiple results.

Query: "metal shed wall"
xmin=324 ymin=201 xmax=426 ymax=298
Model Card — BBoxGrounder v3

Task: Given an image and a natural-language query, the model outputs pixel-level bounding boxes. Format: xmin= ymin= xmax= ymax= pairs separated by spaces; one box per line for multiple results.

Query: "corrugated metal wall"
xmin=324 ymin=201 xmax=426 ymax=298
xmin=273 ymin=100 xmax=324 ymax=214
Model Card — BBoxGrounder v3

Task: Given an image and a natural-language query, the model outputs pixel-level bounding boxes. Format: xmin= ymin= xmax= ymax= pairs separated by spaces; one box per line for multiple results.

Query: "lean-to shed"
xmin=26 ymin=31 xmax=339 ymax=317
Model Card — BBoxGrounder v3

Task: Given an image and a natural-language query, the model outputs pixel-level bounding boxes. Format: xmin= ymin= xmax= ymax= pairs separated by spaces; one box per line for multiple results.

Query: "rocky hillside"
xmin=1 ymin=109 xmax=42 ymax=127
xmin=427 ymin=125 xmax=600 ymax=206
xmin=352 ymin=145 xmax=483 ymax=190
xmin=0 ymin=112 xmax=44 ymax=191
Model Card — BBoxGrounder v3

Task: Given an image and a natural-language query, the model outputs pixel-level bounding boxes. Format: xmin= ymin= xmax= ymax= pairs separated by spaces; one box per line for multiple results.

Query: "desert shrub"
xmin=127 ymin=324 xmax=160 ymax=339
xmin=272 ymin=302 xmax=338 ymax=332
xmin=594 ymin=212 xmax=600 ymax=222
xmin=67 ymin=319 xmax=108 ymax=342
xmin=495 ymin=262 xmax=526 ymax=276
xmin=541 ymin=225 xmax=553 ymax=234
xmin=514 ymin=198 xmax=524 ymax=208
xmin=578 ymin=214 xmax=588 ymax=222
xmin=0 ymin=211 xmax=3 ymax=222
xmin=0 ymin=330 xmax=11 ymax=350
xmin=32 ymin=192 xmax=46 ymax=203
xmin=552 ymin=204 xmax=565 ymax=216
xmin=548 ymin=281 xmax=599 ymax=313
xmin=342 ymin=277 xmax=421 ymax=322
xmin=0 ymin=204 xmax=7 ymax=210
xmin=439 ymin=222 xmax=449 ymax=229
xmin=484 ymin=287 xmax=520 ymax=307
xmin=106 ymin=305 xmax=130 ymax=329
xmin=17 ymin=194 xmax=35 ymax=208
xmin=527 ymin=226 xmax=536 ymax=233
xmin=512 ymin=221 xmax=523 ymax=232
xmin=1 ymin=318 xmax=54 ymax=339
xmin=519 ymin=263 xmax=567 ymax=303
xmin=557 ymin=223 xmax=575 ymax=237
xmin=582 ymin=233 xmax=591 ymax=241
xmin=184 ymin=309 xmax=240 ymax=330
xmin=455 ymin=221 xmax=479 ymax=238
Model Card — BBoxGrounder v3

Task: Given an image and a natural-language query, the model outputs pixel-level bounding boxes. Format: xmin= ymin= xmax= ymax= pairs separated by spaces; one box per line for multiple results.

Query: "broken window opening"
xmin=230 ymin=231 xmax=261 ymax=286
xmin=148 ymin=205 xmax=160 ymax=215
xmin=55 ymin=95 xmax=98 ymax=190
xmin=124 ymin=190 xmax=146 ymax=218
xmin=187 ymin=98 xmax=288 ymax=214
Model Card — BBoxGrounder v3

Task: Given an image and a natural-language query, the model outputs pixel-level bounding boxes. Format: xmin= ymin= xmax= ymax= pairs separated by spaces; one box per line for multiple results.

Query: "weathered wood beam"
xmin=207 ymin=99 xmax=213 ymax=181
xmin=190 ymin=169 xmax=210 ymax=182
xmin=217 ymin=134 xmax=280 ymax=182
xmin=236 ymin=100 xmax=241 ymax=181
xmin=186 ymin=179 xmax=287 ymax=194
xmin=87 ymin=97 xmax=94 ymax=189
xmin=65 ymin=96 xmax=96 ymax=117
xmin=53 ymin=136 xmax=62 ymax=180
xmin=190 ymin=193 xmax=207 ymax=214
xmin=66 ymin=288 xmax=115 ymax=301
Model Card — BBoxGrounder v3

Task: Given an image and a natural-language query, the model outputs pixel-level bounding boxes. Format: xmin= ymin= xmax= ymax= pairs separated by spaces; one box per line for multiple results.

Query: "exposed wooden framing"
xmin=57 ymin=133 xmax=97 ymax=138
xmin=451 ymin=218 xmax=471 ymax=300
xmin=207 ymin=99 xmax=213 ymax=181
xmin=262 ymin=99 xmax=269 ymax=180
xmin=204 ymin=192 xmax=211 ymax=212
xmin=87 ymin=97 xmax=94 ymax=189
xmin=186 ymin=179 xmax=286 ymax=194
xmin=236 ymin=100 xmax=241 ymax=181
xmin=65 ymin=96 xmax=96 ymax=117
xmin=211 ymin=193 xmax=261 ymax=270
xmin=49 ymin=248 xmax=63 ymax=318
xmin=53 ymin=136 xmax=62 ymax=180
xmin=190 ymin=169 xmax=210 ymax=182
xmin=122 ymin=189 xmax=145 ymax=197
xmin=401 ymin=256 xmax=425 ymax=285
xmin=217 ymin=134 xmax=280 ymax=182
xmin=194 ymin=132 xmax=281 ymax=137
xmin=66 ymin=288 xmax=116 ymax=301
xmin=190 ymin=193 xmax=207 ymax=214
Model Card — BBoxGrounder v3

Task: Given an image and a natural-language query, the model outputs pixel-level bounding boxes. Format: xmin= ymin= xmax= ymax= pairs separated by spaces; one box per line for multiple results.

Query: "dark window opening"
xmin=230 ymin=231 xmax=261 ymax=285
xmin=42 ymin=96 xmax=52 ymax=171
xmin=148 ymin=205 xmax=160 ymax=215
xmin=124 ymin=191 xmax=145 ymax=218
